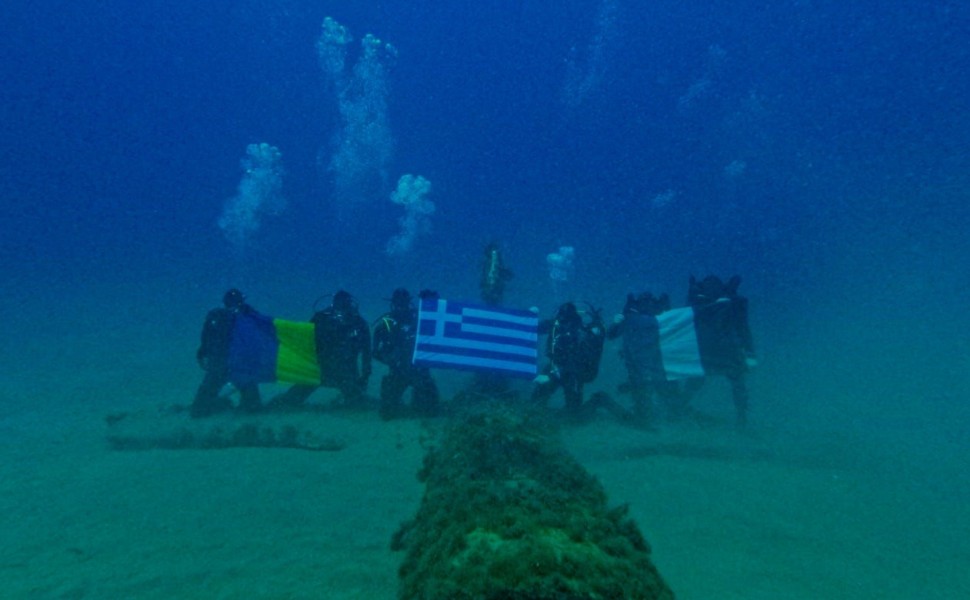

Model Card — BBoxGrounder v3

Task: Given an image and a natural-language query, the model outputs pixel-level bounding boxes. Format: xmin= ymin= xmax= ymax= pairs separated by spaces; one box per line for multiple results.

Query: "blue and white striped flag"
xmin=413 ymin=299 xmax=539 ymax=377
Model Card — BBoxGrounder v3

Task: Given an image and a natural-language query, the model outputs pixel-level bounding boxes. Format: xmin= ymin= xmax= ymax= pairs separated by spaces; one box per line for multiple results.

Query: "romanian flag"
xmin=227 ymin=312 xmax=320 ymax=386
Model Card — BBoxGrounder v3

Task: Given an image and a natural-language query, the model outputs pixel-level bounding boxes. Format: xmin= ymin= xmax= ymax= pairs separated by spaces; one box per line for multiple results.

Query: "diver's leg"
xmin=328 ymin=360 xmax=367 ymax=406
xmin=654 ymin=380 xmax=685 ymax=421
xmin=191 ymin=365 xmax=233 ymax=418
xmin=588 ymin=391 xmax=633 ymax=423
xmin=411 ymin=370 xmax=440 ymax=417
xmin=269 ymin=384 xmax=317 ymax=408
xmin=530 ymin=366 xmax=558 ymax=408
xmin=681 ymin=377 xmax=705 ymax=413
xmin=728 ymin=372 xmax=749 ymax=430
xmin=626 ymin=364 xmax=653 ymax=425
xmin=237 ymin=384 xmax=262 ymax=413
xmin=379 ymin=372 xmax=409 ymax=419
xmin=562 ymin=373 xmax=584 ymax=414
xmin=338 ymin=377 xmax=365 ymax=406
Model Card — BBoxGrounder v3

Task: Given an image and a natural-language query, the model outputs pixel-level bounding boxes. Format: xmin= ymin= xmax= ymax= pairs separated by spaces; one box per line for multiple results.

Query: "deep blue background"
xmin=2 ymin=0 xmax=968 ymax=326
xmin=2 ymin=6 xmax=970 ymax=591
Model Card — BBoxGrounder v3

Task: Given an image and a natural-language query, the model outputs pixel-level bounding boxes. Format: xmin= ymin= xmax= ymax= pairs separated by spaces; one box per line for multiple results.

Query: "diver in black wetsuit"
xmin=191 ymin=289 xmax=262 ymax=417
xmin=373 ymin=288 xmax=440 ymax=419
xmin=270 ymin=290 xmax=372 ymax=409
xmin=531 ymin=302 xmax=606 ymax=418
xmin=683 ymin=275 xmax=757 ymax=429
xmin=606 ymin=292 xmax=683 ymax=426
xmin=470 ymin=242 xmax=518 ymax=399
xmin=480 ymin=242 xmax=514 ymax=307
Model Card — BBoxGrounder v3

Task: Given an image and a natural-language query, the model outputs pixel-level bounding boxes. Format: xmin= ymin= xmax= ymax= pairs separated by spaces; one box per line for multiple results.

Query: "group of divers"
xmin=191 ymin=244 xmax=756 ymax=430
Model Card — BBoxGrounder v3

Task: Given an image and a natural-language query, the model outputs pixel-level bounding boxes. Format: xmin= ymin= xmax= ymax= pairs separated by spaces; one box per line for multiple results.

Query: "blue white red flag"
xmin=655 ymin=299 xmax=754 ymax=380
xmin=414 ymin=299 xmax=539 ymax=377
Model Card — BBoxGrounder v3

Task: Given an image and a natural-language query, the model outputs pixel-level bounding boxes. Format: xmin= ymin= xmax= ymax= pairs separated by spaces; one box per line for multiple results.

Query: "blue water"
xmin=2 ymin=1 xmax=969 ymax=595
xmin=5 ymin=0 xmax=968 ymax=386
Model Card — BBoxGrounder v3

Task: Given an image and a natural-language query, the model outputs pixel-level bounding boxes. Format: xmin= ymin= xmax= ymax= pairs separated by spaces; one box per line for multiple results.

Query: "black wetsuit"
xmin=373 ymin=308 xmax=439 ymax=419
xmin=607 ymin=311 xmax=682 ymax=422
xmin=532 ymin=315 xmax=602 ymax=413
xmin=191 ymin=304 xmax=261 ymax=417
xmin=686 ymin=294 xmax=755 ymax=428
xmin=273 ymin=307 xmax=372 ymax=407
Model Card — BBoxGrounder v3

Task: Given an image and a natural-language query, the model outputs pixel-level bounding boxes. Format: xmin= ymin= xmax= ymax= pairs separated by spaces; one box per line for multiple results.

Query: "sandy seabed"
xmin=1 ymin=282 xmax=968 ymax=599
xmin=2 ymin=386 xmax=968 ymax=600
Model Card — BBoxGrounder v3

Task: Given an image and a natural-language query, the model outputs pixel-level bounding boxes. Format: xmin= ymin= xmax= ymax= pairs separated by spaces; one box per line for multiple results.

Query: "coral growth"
xmin=392 ymin=407 xmax=674 ymax=599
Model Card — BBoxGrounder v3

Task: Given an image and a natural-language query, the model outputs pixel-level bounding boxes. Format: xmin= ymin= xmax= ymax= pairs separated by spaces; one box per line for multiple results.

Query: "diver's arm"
xmin=537 ymin=319 xmax=554 ymax=335
xmin=372 ymin=319 xmax=390 ymax=365
xmin=358 ymin=319 xmax=373 ymax=378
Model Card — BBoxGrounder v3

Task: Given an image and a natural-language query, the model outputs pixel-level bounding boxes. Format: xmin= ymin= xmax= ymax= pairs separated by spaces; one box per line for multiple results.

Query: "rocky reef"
xmin=392 ymin=406 xmax=674 ymax=599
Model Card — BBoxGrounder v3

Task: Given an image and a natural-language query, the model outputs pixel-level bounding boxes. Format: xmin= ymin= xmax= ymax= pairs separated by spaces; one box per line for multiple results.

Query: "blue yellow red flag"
xmin=228 ymin=312 xmax=319 ymax=386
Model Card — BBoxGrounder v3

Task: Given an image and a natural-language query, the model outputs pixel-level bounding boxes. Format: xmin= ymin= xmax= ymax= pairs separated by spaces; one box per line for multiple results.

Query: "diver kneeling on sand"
xmin=531 ymin=301 xmax=608 ymax=421
xmin=373 ymin=288 xmax=440 ymax=419
xmin=191 ymin=289 xmax=262 ymax=418
xmin=681 ymin=275 xmax=757 ymax=430
xmin=606 ymin=291 xmax=686 ymax=427
xmin=269 ymin=290 xmax=373 ymax=410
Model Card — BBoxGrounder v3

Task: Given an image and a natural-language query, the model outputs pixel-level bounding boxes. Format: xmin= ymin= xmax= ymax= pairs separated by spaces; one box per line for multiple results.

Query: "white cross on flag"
xmin=413 ymin=298 xmax=539 ymax=377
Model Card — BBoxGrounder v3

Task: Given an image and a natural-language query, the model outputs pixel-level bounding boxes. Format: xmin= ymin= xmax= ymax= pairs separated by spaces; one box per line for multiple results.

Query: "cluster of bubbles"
xmin=218 ymin=143 xmax=285 ymax=252
xmin=651 ymin=189 xmax=677 ymax=210
xmin=213 ymin=9 xmax=769 ymax=270
xmin=386 ymin=174 xmax=435 ymax=256
xmin=219 ymin=17 xmax=428 ymax=259
xmin=677 ymin=44 xmax=727 ymax=112
xmin=723 ymin=159 xmax=747 ymax=179
xmin=318 ymin=17 xmax=398 ymax=207
xmin=561 ymin=0 xmax=619 ymax=110
xmin=547 ymin=245 xmax=576 ymax=299
xmin=547 ymin=246 xmax=576 ymax=283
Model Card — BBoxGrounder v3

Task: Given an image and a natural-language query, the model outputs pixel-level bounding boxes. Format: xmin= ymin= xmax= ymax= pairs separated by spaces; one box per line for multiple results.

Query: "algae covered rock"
xmin=104 ymin=407 xmax=346 ymax=452
xmin=392 ymin=407 xmax=674 ymax=599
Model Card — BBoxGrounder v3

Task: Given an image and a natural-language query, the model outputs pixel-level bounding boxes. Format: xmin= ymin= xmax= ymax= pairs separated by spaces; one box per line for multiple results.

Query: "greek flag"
xmin=414 ymin=299 xmax=539 ymax=377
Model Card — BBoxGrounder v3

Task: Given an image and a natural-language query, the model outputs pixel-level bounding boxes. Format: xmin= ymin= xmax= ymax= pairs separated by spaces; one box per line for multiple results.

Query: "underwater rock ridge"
xmin=392 ymin=407 xmax=674 ymax=599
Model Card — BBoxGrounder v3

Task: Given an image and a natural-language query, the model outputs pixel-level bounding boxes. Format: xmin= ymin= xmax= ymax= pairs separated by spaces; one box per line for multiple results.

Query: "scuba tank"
xmin=480 ymin=242 xmax=513 ymax=305
xmin=576 ymin=304 xmax=606 ymax=384
xmin=549 ymin=302 xmax=606 ymax=384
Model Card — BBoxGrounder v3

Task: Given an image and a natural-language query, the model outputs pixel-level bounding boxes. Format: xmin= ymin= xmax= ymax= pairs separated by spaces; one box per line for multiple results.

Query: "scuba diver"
xmin=480 ymin=242 xmax=514 ymax=307
xmin=270 ymin=290 xmax=372 ymax=409
xmin=606 ymin=291 xmax=684 ymax=426
xmin=191 ymin=289 xmax=262 ymax=418
xmin=372 ymin=288 xmax=440 ymax=419
xmin=683 ymin=275 xmax=757 ymax=429
xmin=466 ymin=242 xmax=517 ymax=400
xmin=531 ymin=301 xmax=606 ymax=418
